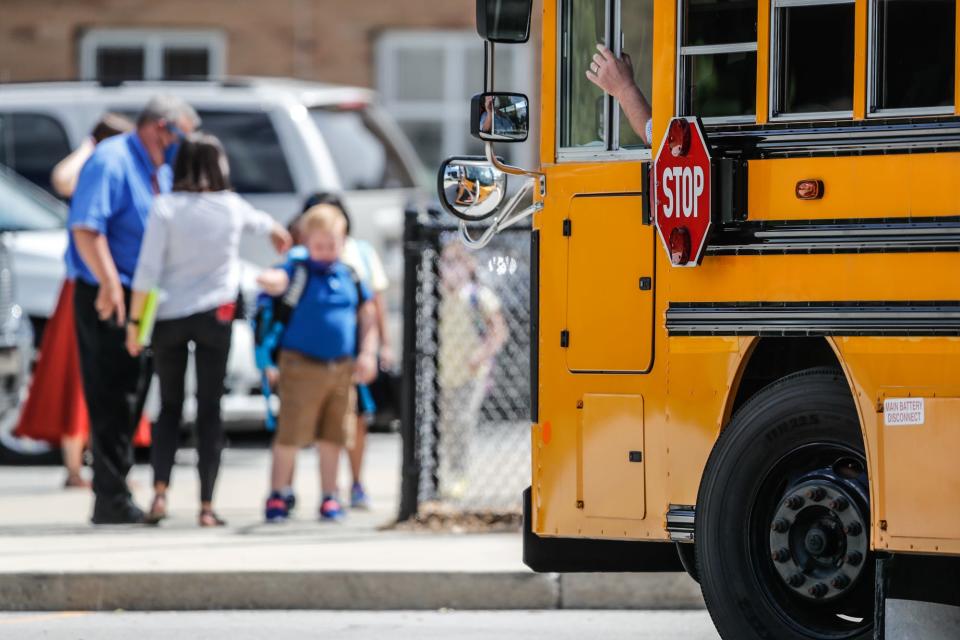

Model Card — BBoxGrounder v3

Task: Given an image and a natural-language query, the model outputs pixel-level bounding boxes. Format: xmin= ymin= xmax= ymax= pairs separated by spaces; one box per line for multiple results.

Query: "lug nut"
xmin=829 ymin=496 xmax=849 ymax=512
xmin=844 ymin=522 xmax=862 ymax=536
xmin=772 ymin=518 xmax=791 ymax=533
xmin=805 ymin=487 xmax=826 ymax=502
xmin=786 ymin=495 xmax=805 ymax=510
xmin=808 ymin=583 xmax=829 ymax=598
xmin=772 ymin=548 xmax=791 ymax=563
xmin=831 ymin=574 xmax=850 ymax=590
xmin=788 ymin=573 xmax=806 ymax=588
xmin=847 ymin=551 xmax=863 ymax=566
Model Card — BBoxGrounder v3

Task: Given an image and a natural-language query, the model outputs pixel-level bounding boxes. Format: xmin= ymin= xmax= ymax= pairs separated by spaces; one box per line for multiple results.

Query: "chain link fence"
xmin=398 ymin=206 xmax=531 ymax=523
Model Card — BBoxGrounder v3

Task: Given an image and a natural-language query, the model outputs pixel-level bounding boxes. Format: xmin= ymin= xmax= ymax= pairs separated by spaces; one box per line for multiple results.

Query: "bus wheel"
xmin=695 ymin=367 xmax=873 ymax=640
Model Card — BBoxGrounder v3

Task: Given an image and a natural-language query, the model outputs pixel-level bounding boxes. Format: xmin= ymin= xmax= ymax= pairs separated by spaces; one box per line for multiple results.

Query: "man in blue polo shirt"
xmin=69 ymin=95 xmax=199 ymax=525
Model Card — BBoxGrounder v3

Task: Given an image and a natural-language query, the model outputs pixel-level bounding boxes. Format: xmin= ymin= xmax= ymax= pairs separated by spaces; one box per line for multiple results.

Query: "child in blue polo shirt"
xmin=257 ymin=204 xmax=377 ymax=521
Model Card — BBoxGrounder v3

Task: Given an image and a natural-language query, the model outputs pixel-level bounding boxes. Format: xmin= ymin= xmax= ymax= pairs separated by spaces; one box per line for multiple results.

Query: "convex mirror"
xmin=476 ymin=0 xmax=533 ymax=43
xmin=470 ymin=93 xmax=530 ymax=143
xmin=437 ymin=156 xmax=508 ymax=222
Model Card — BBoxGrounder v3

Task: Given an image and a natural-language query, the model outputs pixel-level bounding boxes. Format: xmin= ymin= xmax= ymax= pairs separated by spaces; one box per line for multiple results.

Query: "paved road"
xmin=0 ymin=610 xmax=721 ymax=639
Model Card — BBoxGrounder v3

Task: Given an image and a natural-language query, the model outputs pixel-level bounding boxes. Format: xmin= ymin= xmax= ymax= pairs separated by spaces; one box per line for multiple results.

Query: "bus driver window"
xmin=558 ymin=0 xmax=653 ymax=155
xmin=585 ymin=0 xmax=654 ymax=147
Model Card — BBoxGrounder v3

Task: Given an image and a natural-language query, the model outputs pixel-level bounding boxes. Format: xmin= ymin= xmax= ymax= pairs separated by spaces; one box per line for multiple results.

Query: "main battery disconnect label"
xmin=883 ymin=398 xmax=925 ymax=426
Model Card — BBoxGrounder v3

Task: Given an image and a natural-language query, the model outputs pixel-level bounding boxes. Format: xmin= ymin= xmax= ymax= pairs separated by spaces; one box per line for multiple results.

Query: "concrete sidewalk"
xmin=0 ymin=434 xmax=702 ymax=611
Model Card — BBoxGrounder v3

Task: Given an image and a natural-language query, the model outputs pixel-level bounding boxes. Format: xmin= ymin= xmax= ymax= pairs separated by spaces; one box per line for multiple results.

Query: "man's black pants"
xmin=74 ymin=280 xmax=145 ymax=505
xmin=150 ymin=309 xmax=232 ymax=504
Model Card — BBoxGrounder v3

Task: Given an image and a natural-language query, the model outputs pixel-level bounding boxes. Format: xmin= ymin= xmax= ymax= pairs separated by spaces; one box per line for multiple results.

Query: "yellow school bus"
xmin=438 ymin=1 xmax=960 ymax=638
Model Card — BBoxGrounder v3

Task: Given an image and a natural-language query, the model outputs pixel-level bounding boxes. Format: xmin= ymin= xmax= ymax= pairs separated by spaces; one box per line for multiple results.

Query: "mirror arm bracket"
xmin=458 ymin=179 xmax=543 ymax=250
xmin=484 ymin=141 xmax=546 ymax=197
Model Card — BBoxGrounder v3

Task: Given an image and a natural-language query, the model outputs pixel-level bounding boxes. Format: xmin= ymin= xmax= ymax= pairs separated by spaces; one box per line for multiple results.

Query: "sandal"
xmin=199 ymin=509 xmax=226 ymax=527
xmin=145 ymin=494 xmax=167 ymax=525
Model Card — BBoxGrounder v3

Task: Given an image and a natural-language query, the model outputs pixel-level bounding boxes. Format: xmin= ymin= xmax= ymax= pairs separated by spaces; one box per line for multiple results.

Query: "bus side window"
xmin=618 ymin=0 xmax=654 ymax=149
xmin=559 ymin=0 xmax=656 ymax=154
xmin=870 ymin=0 xmax=956 ymax=114
xmin=772 ymin=0 xmax=855 ymax=118
xmin=679 ymin=0 xmax=757 ymax=122
xmin=559 ymin=0 xmax=608 ymax=149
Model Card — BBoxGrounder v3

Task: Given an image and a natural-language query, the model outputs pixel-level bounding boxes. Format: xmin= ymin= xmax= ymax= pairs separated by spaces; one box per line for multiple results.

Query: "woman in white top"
xmin=126 ymin=133 xmax=291 ymax=526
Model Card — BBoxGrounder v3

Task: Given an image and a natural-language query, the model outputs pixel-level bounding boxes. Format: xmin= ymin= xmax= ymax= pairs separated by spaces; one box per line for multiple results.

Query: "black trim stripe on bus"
xmin=530 ymin=229 xmax=540 ymax=424
xmin=666 ymin=301 xmax=960 ymax=337
xmin=707 ymin=217 xmax=960 ymax=256
xmin=705 ymin=115 xmax=960 ymax=159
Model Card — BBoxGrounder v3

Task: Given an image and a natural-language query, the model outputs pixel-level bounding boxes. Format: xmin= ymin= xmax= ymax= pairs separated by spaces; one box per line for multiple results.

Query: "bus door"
xmin=559 ymin=0 xmax=655 ymax=375
xmin=557 ymin=0 xmax=656 ymax=521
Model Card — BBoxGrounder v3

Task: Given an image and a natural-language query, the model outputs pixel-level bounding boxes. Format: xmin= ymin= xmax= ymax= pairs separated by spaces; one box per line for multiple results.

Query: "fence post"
xmin=398 ymin=205 xmax=422 ymax=522
xmin=426 ymin=221 xmax=443 ymax=501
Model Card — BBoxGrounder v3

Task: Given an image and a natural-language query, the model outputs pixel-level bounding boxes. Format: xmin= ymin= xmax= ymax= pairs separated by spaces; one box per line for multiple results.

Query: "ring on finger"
xmin=590 ymin=62 xmax=599 ymax=73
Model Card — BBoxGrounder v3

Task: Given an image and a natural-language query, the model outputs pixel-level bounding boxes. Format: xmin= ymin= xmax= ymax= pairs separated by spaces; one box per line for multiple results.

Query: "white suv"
xmin=0 ymin=77 xmax=424 ymax=426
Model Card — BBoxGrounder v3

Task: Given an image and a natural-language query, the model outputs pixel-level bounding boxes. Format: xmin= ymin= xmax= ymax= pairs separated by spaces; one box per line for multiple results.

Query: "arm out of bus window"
xmin=587 ymin=44 xmax=652 ymax=145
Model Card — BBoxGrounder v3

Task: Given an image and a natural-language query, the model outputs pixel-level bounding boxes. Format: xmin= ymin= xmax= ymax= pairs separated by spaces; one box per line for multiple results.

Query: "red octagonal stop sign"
xmin=653 ymin=117 xmax=712 ymax=267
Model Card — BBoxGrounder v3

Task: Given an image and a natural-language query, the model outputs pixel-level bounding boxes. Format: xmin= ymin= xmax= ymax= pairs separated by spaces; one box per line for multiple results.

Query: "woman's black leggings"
xmin=150 ymin=309 xmax=232 ymax=503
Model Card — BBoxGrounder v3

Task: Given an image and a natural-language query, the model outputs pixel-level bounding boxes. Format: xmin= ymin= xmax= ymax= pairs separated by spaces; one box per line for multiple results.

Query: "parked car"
xmin=0 ymin=77 xmax=425 ymax=427
xmin=0 ymin=166 xmax=58 ymax=462
xmin=0 ymin=78 xmax=424 ymax=305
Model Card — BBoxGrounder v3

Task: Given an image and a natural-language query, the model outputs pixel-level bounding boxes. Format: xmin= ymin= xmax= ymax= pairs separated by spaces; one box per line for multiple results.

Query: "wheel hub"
xmin=804 ymin=528 xmax=829 ymax=556
xmin=768 ymin=467 xmax=869 ymax=602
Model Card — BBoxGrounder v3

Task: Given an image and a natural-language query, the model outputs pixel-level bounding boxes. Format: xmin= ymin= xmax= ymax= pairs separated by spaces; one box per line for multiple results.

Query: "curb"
xmin=886 ymin=599 xmax=960 ymax=640
xmin=0 ymin=572 xmax=704 ymax=611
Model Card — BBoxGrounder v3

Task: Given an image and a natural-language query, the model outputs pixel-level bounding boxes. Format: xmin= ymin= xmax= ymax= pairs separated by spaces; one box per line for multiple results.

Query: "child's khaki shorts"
xmin=276 ymin=350 xmax=356 ymax=448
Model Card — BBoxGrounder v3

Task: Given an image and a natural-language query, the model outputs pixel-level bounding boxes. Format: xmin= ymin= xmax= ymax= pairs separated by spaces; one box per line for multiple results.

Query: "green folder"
xmin=137 ymin=289 xmax=159 ymax=346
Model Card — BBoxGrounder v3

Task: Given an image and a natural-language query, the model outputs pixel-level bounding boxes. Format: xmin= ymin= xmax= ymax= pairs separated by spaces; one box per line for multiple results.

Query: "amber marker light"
xmin=796 ymin=179 xmax=824 ymax=200
xmin=667 ymin=118 xmax=691 ymax=157
xmin=668 ymin=226 xmax=692 ymax=265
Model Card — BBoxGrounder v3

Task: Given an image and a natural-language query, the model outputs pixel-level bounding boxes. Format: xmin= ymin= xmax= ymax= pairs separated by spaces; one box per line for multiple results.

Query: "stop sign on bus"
xmin=653 ymin=117 xmax=712 ymax=267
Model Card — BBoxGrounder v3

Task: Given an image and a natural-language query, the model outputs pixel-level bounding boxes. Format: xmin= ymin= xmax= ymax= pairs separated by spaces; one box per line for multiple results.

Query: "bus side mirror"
xmin=476 ymin=0 xmax=532 ymax=43
xmin=471 ymin=93 xmax=529 ymax=143
xmin=437 ymin=156 xmax=508 ymax=222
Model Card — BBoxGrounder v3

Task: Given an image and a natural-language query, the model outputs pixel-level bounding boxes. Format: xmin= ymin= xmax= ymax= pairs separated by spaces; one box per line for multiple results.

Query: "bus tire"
xmin=696 ymin=367 xmax=873 ymax=640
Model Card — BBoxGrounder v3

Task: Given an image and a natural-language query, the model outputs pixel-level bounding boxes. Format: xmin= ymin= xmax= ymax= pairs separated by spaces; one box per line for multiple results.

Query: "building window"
xmin=617 ymin=0 xmax=654 ymax=149
xmin=376 ymin=31 xmax=535 ymax=178
xmin=869 ymin=0 xmax=955 ymax=115
xmin=678 ymin=0 xmax=757 ymax=123
xmin=80 ymin=29 xmax=225 ymax=83
xmin=771 ymin=0 xmax=855 ymax=120
xmin=96 ymin=48 xmax=145 ymax=84
xmin=557 ymin=0 xmax=654 ymax=160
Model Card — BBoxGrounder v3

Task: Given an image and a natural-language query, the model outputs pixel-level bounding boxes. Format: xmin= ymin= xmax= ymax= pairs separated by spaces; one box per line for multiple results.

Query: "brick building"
xmin=0 ymin=0 xmax=539 ymax=169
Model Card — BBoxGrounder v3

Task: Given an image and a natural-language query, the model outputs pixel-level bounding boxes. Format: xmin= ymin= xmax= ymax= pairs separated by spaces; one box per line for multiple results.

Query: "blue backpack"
xmin=252 ymin=255 xmax=364 ymax=429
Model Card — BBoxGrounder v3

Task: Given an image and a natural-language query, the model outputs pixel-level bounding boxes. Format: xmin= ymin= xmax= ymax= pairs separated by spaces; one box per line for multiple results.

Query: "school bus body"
xmin=528 ymin=0 xmax=960 ymax=564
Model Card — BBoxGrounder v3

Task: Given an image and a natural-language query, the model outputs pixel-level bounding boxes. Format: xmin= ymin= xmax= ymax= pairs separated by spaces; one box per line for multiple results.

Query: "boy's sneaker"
xmin=265 ymin=492 xmax=289 ymax=523
xmin=280 ymin=488 xmax=297 ymax=513
xmin=319 ymin=495 xmax=344 ymax=521
xmin=350 ymin=482 xmax=370 ymax=510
